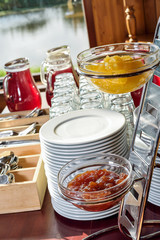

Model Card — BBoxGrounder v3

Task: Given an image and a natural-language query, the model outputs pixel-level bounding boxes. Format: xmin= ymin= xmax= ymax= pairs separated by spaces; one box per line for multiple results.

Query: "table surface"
xmin=0 ymin=189 xmax=160 ymax=240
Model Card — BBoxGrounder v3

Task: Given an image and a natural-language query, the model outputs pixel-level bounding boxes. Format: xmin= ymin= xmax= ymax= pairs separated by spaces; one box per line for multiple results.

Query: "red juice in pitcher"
xmin=3 ymin=58 xmax=41 ymax=112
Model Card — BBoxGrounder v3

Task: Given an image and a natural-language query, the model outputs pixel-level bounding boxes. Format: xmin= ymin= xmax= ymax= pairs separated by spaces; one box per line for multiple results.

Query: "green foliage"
xmin=0 ymin=69 xmax=6 ymax=77
xmin=0 ymin=66 xmax=40 ymax=77
xmin=30 ymin=66 xmax=40 ymax=74
xmin=0 ymin=0 xmax=68 ymax=11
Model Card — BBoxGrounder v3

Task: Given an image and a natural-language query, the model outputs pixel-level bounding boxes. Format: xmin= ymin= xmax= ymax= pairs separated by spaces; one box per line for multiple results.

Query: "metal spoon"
xmin=0 ymin=174 xmax=9 ymax=184
xmin=0 ymin=162 xmax=10 ymax=175
xmin=0 ymin=173 xmax=15 ymax=184
xmin=0 ymin=151 xmax=14 ymax=164
xmin=0 ymin=151 xmax=19 ymax=169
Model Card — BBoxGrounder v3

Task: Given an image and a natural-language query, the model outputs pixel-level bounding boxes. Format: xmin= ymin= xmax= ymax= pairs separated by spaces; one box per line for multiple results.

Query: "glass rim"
xmin=47 ymin=45 xmax=70 ymax=54
xmin=4 ymin=57 xmax=29 ymax=70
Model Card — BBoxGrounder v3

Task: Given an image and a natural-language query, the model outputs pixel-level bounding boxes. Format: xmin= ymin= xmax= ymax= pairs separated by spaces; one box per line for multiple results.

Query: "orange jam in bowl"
xmin=77 ymin=43 xmax=159 ymax=94
xmin=58 ymin=153 xmax=132 ymax=212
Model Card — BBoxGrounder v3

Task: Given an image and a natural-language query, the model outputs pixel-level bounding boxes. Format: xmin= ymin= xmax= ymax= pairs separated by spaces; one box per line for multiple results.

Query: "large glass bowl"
xmin=58 ymin=153 xmax=132 ymax=212
xmin=77 ymin=43 xmax=159 ymax=94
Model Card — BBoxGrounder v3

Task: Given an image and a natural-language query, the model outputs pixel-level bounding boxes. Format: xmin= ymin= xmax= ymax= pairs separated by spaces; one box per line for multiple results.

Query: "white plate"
xmin=41 ymin=139 xmax=127 ymax=159
xmin=149 ymin=188 xmax=160 ymax=196
xmin=40 ymin=131 xmax=127 ymax=154
xmin=42 ymin=146 xmax=128 ymax=167
xmin=40 ymin=109 xmax=126 ymax=145
xmin=150 ymin=178 xmax=160 ymax=187
xmin=52 ymin=196 xmax=119 ymax=215
xmin=51 ymin=197 xmax=119 ymax=220
xmin=148 ymin=195 xmax=160 ymax=206
xmin=52 ymin=202 xmax=119 ymax=220
xmin=40 ymin=125 xmax=127 ymax=150
xmin=42 ymin=149 xmax=129 ymax=180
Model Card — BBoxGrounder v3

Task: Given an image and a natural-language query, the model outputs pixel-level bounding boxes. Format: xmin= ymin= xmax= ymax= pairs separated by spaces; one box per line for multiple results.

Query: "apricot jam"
xmin=86 ymin=55 xmax=152 ymax=94
xmin=67 ymin=169 xmax=127 ymax=192
xmin=66 ymin=169 xmax=128 ymax=211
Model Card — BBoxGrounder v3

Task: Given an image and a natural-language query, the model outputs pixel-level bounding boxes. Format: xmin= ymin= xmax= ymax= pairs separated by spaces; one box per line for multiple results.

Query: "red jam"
xmin=67 ymin=169 xmax=128 ymax=211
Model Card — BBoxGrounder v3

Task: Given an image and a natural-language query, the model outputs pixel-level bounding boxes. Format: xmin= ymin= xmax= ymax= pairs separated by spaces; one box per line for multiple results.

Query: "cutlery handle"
xmin=0 ymin=139 xmax=40 ymax=147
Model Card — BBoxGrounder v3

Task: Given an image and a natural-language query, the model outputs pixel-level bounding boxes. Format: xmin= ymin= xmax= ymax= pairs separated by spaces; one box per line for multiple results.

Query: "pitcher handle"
xmin=40 ymin=61 xmax=47 ymax=85
xmin=48 ymin=70 xmax=55 ymax=92
xmin=3 ymin=73 xmax=11 ymax=99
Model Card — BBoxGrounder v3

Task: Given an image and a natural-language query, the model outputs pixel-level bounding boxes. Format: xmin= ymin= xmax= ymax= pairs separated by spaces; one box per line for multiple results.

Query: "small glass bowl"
xmin=77 ymin=43 xmax=159 ymax=94
xmin=58 ymin=153 xmax=132 ymax=212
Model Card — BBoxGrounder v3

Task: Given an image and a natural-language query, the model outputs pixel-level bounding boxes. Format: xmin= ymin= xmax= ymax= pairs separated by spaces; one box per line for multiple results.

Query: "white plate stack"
xmin=40 ymin=109 xmax=128 ymax=220
xmin=133 ymin=107 xmax=160 ymax=207
xmin=140 ymin=134 xmax=160 ymax=207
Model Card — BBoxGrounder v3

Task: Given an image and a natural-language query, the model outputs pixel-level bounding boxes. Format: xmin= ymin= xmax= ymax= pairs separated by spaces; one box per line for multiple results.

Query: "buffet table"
xmin=0 ymin=189 xmax=159 ymax=240
xmin=0 ymin=77 xmax=160 ymax=240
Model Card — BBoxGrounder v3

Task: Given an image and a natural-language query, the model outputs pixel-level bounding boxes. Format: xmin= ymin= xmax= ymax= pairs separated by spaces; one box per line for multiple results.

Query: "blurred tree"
xmin=0 ymin=0 xmax=68 ymax=10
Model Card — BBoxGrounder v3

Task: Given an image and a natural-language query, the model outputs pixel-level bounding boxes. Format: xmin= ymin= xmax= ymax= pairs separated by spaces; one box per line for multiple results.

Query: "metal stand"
xmin=118 ymin=20 xmax=160 ymax=238
xmin=83 ymin=18 xmax=160 ymax=240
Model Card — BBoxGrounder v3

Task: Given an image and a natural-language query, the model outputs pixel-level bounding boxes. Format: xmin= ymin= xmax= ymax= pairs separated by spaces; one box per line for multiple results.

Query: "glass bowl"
xmin=77 ymin=43 xmax=159 ymax=94
xmin=58 ymin=153 xmax=132 ymax=212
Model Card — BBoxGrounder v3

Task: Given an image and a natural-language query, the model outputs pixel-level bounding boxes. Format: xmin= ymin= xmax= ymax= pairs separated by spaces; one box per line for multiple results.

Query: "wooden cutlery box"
xmin=0 ymin=109 xmax=49 ymax=214
xmin=0 ymin=145 xmax=47 ymax=214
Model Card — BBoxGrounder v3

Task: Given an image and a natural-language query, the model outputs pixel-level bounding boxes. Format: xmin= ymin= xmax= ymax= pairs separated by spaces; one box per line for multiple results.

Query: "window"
xmin=0 ymin=0 xmax=89 ymax=76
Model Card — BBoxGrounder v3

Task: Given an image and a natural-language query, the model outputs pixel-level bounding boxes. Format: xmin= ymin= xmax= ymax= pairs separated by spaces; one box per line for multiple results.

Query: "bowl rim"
xmin=77 ymin=42 xmax=160 ymax=78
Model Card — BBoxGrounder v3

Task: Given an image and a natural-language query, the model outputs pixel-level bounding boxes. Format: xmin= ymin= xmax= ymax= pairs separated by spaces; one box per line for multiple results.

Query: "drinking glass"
xmin=49 ymin=73 xmax=80 ymax=118
xmin=79 ymin=76 xmax=105 ymax=109
xmin=3 ymin=58 xmax=42 ymax=112
xmin=110 ymin=93 xmax=135 ymax=145
xmin=40 ymin=45 xmax=75 ymax=106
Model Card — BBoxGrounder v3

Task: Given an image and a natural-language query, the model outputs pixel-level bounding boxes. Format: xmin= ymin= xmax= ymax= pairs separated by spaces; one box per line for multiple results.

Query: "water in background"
xmin=0 ymin=3 xmax=89 ymax=70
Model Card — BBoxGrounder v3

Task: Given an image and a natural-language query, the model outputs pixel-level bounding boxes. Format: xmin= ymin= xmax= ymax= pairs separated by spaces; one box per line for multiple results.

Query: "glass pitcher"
xmin=40 ymin=45 xmax=74 ymax=106
xmin=3 ymin=58 xmax=42 ymax=112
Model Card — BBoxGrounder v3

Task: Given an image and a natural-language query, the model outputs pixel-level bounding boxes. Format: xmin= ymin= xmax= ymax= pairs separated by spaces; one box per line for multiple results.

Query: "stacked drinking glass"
xmin=79 ymin=76 xmax=105 ymax=110
xmin=49 ymin=73 xmax=80 ymax=118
